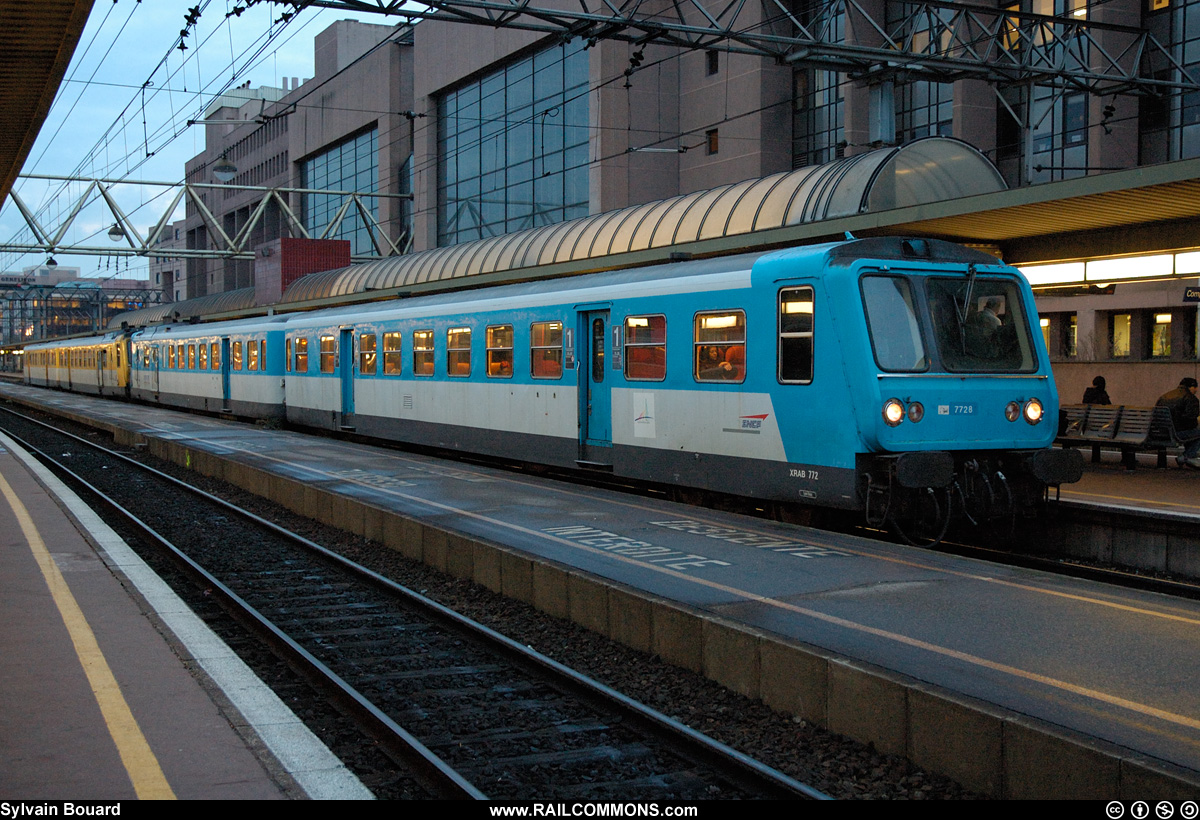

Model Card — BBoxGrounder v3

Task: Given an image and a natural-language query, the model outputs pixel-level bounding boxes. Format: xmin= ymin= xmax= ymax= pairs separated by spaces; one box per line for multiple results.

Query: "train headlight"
xmin=1024 ymin=398 xmax=1044 ymax=425
xmin=906 ymin=401 xmax=924 ymax=423
xmin=883 ymin=398 xmax=905 ymax=427
xmin=1005 ymin=401 xmax=1021 ymax=422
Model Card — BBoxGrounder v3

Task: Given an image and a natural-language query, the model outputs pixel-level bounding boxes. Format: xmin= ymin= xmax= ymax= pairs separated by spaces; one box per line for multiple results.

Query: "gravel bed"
xmin=14 ymin=407 xmax=980 ymax=799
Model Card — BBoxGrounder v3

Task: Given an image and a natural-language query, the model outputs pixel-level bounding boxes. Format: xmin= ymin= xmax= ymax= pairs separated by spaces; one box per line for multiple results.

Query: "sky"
xmin=0 ymin=0 xmax=391 ymax=279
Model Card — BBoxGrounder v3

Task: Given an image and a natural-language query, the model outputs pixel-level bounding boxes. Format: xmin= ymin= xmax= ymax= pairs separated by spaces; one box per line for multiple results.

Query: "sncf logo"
xmin=740 ymin=414 xmax=768 ymax=430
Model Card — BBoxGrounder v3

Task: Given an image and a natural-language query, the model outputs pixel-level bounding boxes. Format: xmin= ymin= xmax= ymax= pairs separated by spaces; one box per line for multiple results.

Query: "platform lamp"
xmin=212 ymin=155 xmax=238 ymax=183
xmin=107 ymin=222 xmax=126 ymax=242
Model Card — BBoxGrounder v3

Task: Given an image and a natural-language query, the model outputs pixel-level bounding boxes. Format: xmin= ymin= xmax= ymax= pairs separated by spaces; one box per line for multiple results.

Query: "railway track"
xmin=0 ymin=405 xmax=828 ymax=801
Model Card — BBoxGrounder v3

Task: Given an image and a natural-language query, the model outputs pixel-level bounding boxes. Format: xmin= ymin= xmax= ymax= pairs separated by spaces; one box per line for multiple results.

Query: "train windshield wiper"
xmin=953 ymin=263 xmax=978 ymax=354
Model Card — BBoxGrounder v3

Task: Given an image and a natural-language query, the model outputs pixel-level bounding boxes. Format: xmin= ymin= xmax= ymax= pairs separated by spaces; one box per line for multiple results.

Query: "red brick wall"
xmin=254 ymin=238 xmax=351 ymax=305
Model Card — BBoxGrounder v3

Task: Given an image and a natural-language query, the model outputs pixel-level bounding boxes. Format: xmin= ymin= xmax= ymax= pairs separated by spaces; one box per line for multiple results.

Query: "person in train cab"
xmin=978 ymin=296 xmax=1003 ymax=332
xmin=1156 ymin=377 xmax=1200 ymax=468
xmin=1082 ymin=376 xmax=1111 ymax=405
xmin=964 ymin=295 xmax=1005 ymax=358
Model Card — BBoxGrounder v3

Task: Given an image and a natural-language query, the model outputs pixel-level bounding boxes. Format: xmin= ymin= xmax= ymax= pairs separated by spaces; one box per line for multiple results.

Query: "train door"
xmin=96 ymin=347 xmax=105 ymax=395
xmin=118 ymin=335 xmax=131 ymax=398
xmin=339 ymin=327 xmax=355 ymax=428
xmin=578 ymin=309 xmax=612 ymax=465
xmin=221 ymin=338 xmax=231 ymax=411
xmin=150 ymin=344 xmax=160 ymax=397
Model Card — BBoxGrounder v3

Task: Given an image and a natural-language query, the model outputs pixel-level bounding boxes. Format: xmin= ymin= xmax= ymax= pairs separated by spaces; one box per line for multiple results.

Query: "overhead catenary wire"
xmin=2 ymin=0 xmax=1180 ymax=273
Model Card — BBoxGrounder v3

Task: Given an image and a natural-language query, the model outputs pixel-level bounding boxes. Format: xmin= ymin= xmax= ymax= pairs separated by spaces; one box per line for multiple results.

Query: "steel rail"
xmin=0 ymin=403 xmax=830 ymax=801
xmin=0 ymin=412 xmax=485 ymax=800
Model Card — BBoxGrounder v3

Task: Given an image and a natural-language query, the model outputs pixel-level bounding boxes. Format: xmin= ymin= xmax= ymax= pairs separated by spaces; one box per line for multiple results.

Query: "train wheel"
xmin=889 ymin=486 xmax=952 ymax=547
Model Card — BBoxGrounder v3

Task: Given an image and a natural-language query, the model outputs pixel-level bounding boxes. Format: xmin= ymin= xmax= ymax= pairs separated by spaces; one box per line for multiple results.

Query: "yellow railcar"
xmin=25 ymin=331 xmax=131 ymax=397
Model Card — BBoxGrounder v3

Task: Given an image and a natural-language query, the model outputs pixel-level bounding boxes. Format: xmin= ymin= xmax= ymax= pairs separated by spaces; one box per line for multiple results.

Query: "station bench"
xmin=1057 ymin=404 xmax=1180 ymax=469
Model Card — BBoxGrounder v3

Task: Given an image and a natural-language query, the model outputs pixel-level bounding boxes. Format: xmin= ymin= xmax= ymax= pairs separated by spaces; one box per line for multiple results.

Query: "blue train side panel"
xmin=129 ymin=318 xmax=287 ymax=418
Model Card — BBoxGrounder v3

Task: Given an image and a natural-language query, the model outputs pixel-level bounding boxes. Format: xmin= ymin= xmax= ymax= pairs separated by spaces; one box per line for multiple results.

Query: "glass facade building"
xmin=889 ymin=4 xmax=954 ymax=144
xmin=301 ymin=128 xmax=379 ymax=255
xmin=791 ymin=4 xmax=844 ymax=168
xmin=437 ymin=40 xmax=590 ymax=246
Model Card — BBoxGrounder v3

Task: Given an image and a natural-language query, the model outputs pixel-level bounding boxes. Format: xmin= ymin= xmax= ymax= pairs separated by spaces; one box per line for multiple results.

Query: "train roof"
xmin=132 ymin=314 xmax=290 ymax=340
xmin=26 ymin=330 xmax=127 ymax=350
xmin=278 ymin=248 xmax=777 ymax=329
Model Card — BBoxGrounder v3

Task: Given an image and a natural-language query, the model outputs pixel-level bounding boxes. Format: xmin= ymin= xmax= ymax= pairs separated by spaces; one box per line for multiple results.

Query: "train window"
xmin=861 ymin=276 xmax=928 ymax=372
xmin=591 ymin=318 xmax=605 ymax=383
xmin=448 ymin=328 xmax=471 ymax=377
xmin=383 ymin=332 xmax=402 ymax=375
xmin=927 ymin=277 xmax=1036 ymax=372
xmin=210 ymin=343 xmax=220 ymax=370
xmin=232 ymin=342 xmax=243 ymax=371
xmin=294 ymin=337 xmax=308 ymax=372
xmin=320 ymin=335 xmax=336 ymax=373
xmin=260 ymin=340 xmax=266 ymax=368
xmin=360 ymin=333 xmax=378 ymax=375
xmin=778 ymin=288 xmax=814 ymax=384
xmin=286 ymin=339 xmax=292 ymax=372
xmin=248 ymin=340 xmax=259 ymax=371
xmin=531 ymin=321 xmax=563 ymax=379
xmin=198 ymin=344 xmax=208 ymax=370
xmin=486 ymin=325 xmax=513 ymax=378
xmin=624 ymin=315 xmax=666 ymax=381
xmin=413 ymin=330 xmax=434 ymax=376
xmin=188 ymin=344 xmax=196 ymax=369
xmin=694 ymin=311 xmax=746 ymax=383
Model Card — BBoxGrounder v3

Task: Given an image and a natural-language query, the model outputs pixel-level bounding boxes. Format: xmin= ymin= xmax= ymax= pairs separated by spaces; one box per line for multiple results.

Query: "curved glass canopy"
xmin=109 ymin=287 xmax=258 ymax=329
xmin=282 ymin=137 xmax=1003 ymax=304
xmin=113 ymin=136 xmax=1005 ymax=324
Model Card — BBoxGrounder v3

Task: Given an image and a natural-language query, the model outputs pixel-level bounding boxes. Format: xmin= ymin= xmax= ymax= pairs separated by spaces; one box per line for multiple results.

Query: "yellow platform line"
xmin=0 ymin=469 xmax=176 ymax=800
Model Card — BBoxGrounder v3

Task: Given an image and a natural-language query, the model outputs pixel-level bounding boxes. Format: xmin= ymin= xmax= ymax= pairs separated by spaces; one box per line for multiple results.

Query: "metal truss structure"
xmin=285 ymin=0 xmax=1200 ymax=96
xmin=5 ymin=174 xmax=413 ymax=263
xmin=0 ymin=282 xmax=164 ymax=345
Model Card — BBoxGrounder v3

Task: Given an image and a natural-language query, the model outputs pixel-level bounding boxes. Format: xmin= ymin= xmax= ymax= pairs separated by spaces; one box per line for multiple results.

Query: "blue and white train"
xmin=25 ymin=237 xmax=1083 ymax=540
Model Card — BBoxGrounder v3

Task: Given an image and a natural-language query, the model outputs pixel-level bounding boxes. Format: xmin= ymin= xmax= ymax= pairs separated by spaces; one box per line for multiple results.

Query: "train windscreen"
xmin=861 ymin=276 xmax=928 ymax=372
xmin=927 ymin=277 xmax=1037 ymax=372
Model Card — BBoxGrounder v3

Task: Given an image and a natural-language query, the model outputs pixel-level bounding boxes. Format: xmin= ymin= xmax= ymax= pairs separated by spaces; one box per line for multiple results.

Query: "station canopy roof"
xmin=0 ymin=0 xmax=95 ymax=208
xmin=280 ymin=137 xmax=1006 ymax=304
xmin=108 ymin=287 xmax=257 ymax=329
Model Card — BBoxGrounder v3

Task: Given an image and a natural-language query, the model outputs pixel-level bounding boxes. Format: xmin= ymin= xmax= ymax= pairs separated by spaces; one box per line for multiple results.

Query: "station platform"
xmin=0 ymin=418 xmax=370 ymax=799
xmin=1061 ymin=450 xmax=1200 ymax=518
xmin=2 ymin=382 xmax=1200 ymax=800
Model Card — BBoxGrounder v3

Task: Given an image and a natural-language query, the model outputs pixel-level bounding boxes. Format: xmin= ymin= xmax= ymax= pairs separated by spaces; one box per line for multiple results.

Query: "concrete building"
xmin=148 ymin=219 xmax=187 ymax=302
xmin=181 ymin=5 xmax=1200 ymax=400
xmin=184 ymin=20 xmax=413 ymax=298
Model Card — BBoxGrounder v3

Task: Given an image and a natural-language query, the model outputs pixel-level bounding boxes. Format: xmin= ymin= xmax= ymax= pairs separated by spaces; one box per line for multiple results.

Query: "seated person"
xmin=697 ymin=346 xmax=737 ymax=381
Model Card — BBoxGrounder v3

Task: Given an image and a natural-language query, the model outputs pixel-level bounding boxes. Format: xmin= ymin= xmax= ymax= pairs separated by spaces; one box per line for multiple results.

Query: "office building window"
xmin=1111 ymin=313 xmax=1132 ymax=357
xmin=792 ymin=3 xmax=844 ymax=168
xmin=888 ymin=4 xmax=953 ymax=142
xmin=1152 ymin=313 xmax=1173 ymax=357
xmin=438 ymin=40 xmax=590 ymax=246
xmin=301 ymin=128 xmax=379 ymax=255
